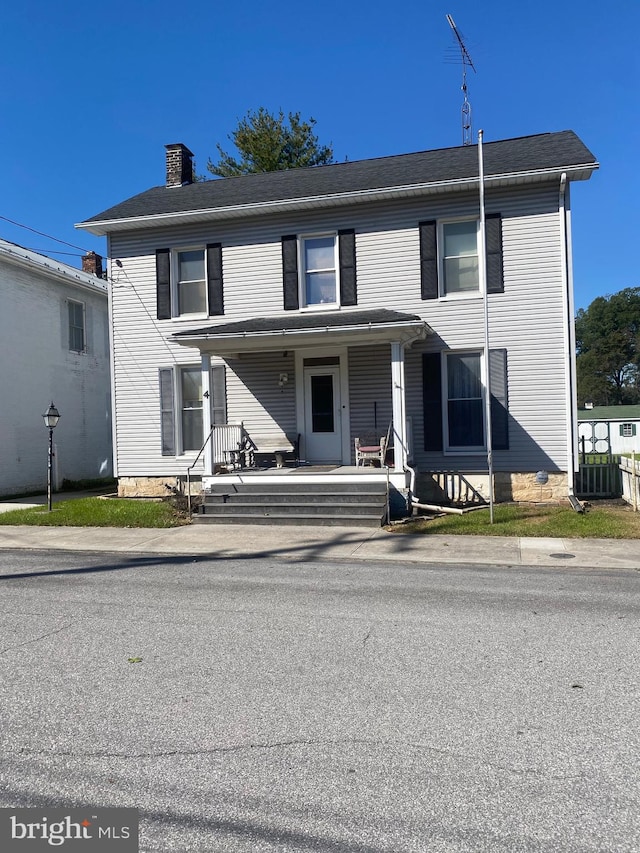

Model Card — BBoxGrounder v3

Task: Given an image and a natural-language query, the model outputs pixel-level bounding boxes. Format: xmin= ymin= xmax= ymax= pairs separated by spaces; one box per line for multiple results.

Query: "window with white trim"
xmin=445 ymin=351 xmax=485 ymax=450
xmin=159 ymin=365 xmax=226 ymax=456
xmin=301 ymin=235 xmax=338 ymax=307
xmin=158 ymin=366 xmax=203 ymax=455
xmin=621 ymin=423 xmax=636 ymax=437
xmin=176 ymin=249 xmax=206 ymax=315
xmin=441 ymin=220 xmax=480 ymax=295
xmin=180 ymin=367 xmax=203 ymax=452
xmin=68 ymin=299 xmax=85 ymax=352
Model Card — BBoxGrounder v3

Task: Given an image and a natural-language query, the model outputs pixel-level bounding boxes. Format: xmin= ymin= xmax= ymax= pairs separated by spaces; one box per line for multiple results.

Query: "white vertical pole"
xmin=201 ymin=354 xmax=213 ymax=475
xmin=391 ymin=342 xmax=407 ymax=471
xmin=478 ymin=130 xmax=494 ymax=523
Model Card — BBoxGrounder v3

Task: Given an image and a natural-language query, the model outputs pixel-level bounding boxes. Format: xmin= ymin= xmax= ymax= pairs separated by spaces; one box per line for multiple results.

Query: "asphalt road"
xmin=0 ymin=550 xmax=638 ymax=852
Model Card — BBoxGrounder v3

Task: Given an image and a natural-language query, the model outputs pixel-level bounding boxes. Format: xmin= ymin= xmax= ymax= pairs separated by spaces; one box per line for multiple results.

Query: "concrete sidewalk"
xmin=0 ymin=490 xmax=638 ymax=569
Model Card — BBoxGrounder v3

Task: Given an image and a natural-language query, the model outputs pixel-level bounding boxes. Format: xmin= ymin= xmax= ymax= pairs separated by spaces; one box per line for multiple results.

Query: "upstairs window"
xmin=419 ymin=214 xmax=503 ymax=300
xmin=176 ymin=250 xmax=206 ymax=315
xmin=441 ymin=221 xmax=480 ymax=295
xmin=282 ymin=230 xmax=356 ymax=311
xmin=303 ymin=235 xmax=337 ymax=307
xmin=68 ymin=300 xmax=85 ymax=352
xmin=156 ymin=244 xmax=224 ymax=320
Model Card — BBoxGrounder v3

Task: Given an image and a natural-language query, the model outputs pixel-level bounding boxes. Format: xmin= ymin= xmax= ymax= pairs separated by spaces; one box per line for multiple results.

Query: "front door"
xmin=303 ymin=365 xmax=342 ymax=463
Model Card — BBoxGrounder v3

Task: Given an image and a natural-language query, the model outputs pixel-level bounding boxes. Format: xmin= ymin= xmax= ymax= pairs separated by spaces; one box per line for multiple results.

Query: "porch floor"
xmin=214 ymin=463 xmax=387 ymax=477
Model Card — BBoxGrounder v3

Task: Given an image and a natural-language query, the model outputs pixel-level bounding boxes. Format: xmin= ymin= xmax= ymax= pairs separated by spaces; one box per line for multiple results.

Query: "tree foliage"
xmin=575 ymin=287 xmax=640 ymax=405
xmin=207 ymin=108 xmax=334 ymax=177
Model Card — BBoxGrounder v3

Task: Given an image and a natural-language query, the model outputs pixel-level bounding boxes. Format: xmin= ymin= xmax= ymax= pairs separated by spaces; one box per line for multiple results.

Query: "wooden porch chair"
xmin=354 ymin=435 xmax=387 ymax=468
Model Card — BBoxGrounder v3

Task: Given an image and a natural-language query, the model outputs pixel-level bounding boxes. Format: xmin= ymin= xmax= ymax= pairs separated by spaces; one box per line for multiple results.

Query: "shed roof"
xmin=578 ymin=406 xmax=640 ymax=421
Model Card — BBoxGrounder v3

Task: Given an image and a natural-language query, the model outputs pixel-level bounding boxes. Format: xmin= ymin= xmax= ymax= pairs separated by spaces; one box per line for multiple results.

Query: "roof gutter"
xmin=0 ymin=243 xmax=108 ymax=294
xmin=174 ymin=319 xmax=429 ymax=343
xmin=76 ymin=163 xmax=598 ymax=236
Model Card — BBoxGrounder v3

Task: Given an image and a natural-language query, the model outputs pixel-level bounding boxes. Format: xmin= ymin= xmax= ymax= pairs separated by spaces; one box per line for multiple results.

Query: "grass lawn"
xmin=391 ymin=501 xmax=640 ymax=539
xmin=0 ymin=497 xmax=187 ymax=528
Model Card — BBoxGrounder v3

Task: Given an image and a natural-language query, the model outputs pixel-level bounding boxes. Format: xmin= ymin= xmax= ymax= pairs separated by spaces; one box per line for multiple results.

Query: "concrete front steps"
xmin=194 ymin=481 xmax=388 ymax=527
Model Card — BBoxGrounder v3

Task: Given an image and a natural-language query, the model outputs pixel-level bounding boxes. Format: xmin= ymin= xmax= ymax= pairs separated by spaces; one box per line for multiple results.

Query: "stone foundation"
xmin=117 ymin=476 xmax=202 ymax=498
xmin=415 ymin=471 xmax=569 ymax=506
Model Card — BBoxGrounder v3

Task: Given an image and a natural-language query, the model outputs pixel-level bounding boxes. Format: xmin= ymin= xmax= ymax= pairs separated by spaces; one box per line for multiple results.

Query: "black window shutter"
xmin=282 ymin=235 xmax=299 ymax=310
xmin=485 ymin=214 xmax=504 ymax=294
xmin=422 ymin=352 xmax=443 ymax=451
xmin=206 ymin=243 xmax=224 ymax=316
xmin=159 ymin=368 xmax=175 ymax=456
xmin=489 ymin=348 xmax=509 ymax=450
xmin=156 ymin=249 xmax=171 ymax=319
xmin=419 ymin=220 xmax=438 ymax=300
xmin=211 ymin=365 xmax=227 ymax=425
xmin=338 ymin=229 xmax=357 ymax=306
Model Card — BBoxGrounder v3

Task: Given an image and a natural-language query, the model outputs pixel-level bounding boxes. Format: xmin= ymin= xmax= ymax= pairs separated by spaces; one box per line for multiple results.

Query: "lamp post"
xmin=42 ymin=402 xmax=60 ymax=511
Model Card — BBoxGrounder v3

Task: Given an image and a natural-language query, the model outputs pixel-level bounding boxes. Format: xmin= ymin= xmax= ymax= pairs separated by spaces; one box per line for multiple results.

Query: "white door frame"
xmin=295 ymin=347 xmax=350 ymax=464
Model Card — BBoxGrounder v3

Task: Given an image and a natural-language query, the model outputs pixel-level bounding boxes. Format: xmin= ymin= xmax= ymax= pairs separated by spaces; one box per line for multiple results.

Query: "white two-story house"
xmin=0 ymin=240 xmax=112 ymax=498
xmin=77 ymin=131 xmax=597 ymax=523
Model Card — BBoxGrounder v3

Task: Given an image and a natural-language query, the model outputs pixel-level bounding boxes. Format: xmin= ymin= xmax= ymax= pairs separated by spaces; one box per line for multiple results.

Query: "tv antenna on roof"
xmin=446 ymin=14 xmax=476 ymax=146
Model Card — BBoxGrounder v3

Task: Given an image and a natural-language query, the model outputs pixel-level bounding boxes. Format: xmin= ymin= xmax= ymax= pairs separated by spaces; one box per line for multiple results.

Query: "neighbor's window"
xmin=180 ymin=367 xmax=203 ymax=451
xmin=176 ymin=249 xmax=206 ymax=315
xmin=68 ymin=300 xmax=85 ymax=352
xmin=441 ymin=220 xmax=479 ymax=295
xmin=446 ymin=352 xmax=484 ymax=450
xmin=621 ymin=423 xmax=635 ymax=437
xmin=302 ymin=235 xmax=337 ymax=306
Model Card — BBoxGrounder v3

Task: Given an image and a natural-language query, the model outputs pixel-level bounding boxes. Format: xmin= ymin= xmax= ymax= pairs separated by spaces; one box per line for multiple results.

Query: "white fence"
xmin=619 ymin=454 xmax=640 ymax=511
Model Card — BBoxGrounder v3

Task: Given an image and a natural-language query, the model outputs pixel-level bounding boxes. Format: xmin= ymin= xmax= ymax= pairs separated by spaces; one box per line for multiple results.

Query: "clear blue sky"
xmin=1 ymin=0 xmax=637 ymax=310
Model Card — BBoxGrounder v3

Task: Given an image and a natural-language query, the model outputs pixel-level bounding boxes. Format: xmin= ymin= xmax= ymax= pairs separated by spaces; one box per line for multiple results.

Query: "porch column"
xmin=391 ymin=342 xmax=407 ymax=471
xmin=201 ymin=354 xmax=213 ymax=476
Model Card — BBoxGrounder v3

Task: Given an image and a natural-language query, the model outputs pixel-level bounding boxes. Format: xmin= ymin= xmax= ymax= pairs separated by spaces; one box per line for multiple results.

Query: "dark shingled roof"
xmin=82 ymin=131 xmax=597 ymax=226
xmin=172 ymin=309 xmax=425 ymax=339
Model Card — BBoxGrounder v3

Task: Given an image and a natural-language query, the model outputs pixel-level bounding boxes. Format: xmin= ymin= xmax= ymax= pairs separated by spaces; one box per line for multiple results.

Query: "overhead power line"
xmin=0 ymin=215 xmax=92 ymax=253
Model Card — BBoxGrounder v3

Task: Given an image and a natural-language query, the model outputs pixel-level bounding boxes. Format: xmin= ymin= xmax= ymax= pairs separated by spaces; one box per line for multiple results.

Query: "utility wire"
xmin=0 ymin=215 xmax=91 ymax=253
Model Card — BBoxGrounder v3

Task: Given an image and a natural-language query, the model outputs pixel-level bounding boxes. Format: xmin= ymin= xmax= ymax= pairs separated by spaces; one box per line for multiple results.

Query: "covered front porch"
xmin=174 ymin=309 xmax=430 ymax=508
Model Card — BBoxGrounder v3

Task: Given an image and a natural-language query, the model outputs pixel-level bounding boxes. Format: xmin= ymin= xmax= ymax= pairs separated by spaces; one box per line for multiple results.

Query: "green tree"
xmin=575 ymin=287 xmax=640 ymax=405
xmin=207 ymin=108 xmax=334 ymax=177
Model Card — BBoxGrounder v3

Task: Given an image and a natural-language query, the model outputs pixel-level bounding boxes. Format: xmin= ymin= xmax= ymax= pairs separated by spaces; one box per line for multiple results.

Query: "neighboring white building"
xmin=0 ymin=240 xmax=112 ymax=497
xmin=578 ymin=406 xmax=640 ymax=456
xmin=77 ymin=131 xmax=598 ymax=520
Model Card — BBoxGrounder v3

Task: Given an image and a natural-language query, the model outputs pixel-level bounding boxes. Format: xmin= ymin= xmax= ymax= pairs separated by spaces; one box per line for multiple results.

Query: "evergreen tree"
xmin=207 ymin=108 xmax=334 ymax=177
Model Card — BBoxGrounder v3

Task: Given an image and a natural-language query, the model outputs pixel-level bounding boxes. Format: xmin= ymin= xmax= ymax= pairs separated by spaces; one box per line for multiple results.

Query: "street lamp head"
xmin=43 ymin=402 xmax=60 ymax=430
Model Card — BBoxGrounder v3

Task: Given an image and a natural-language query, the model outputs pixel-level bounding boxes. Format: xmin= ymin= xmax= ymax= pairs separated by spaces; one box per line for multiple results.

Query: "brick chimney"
xmin=82 ymin=251 xmax=103 ymax=278
xmin=165 ymin=143 xmax=194 ymax=187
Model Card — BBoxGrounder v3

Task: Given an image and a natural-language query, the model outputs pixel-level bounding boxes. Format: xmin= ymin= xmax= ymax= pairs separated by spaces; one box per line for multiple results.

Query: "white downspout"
xmin=559 ymin=173 xmax=583 ymax=511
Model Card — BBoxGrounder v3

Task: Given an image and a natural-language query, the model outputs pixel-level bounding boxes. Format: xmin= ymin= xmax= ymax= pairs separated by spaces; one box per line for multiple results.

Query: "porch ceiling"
xmin=172 ymin=308 xmax=430 ymax=354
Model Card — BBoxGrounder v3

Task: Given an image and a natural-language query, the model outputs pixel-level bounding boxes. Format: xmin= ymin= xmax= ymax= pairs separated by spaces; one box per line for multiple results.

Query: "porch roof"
xmin=172 ymin=308 xmax=430 ymax=354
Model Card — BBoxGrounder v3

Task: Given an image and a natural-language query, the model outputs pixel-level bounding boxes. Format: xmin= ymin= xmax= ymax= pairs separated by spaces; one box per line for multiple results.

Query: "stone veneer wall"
xmin=415 ymin=472 xmax=569 ymax=505
xmin=118 ymin=476 xmax=202 ymax=498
